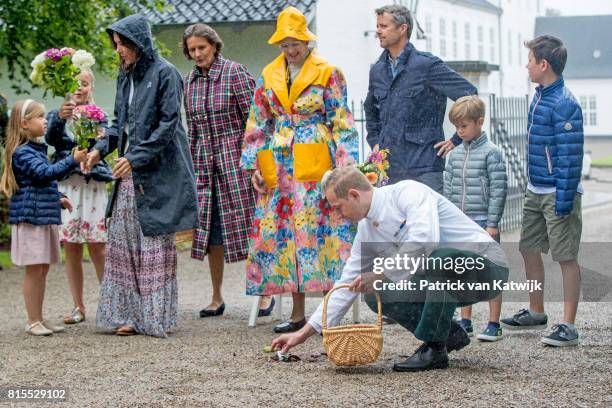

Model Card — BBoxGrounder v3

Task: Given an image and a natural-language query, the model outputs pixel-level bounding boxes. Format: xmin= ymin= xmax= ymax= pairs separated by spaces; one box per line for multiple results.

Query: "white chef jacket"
xmin=308 ymin=180 xmax=508 ymax=333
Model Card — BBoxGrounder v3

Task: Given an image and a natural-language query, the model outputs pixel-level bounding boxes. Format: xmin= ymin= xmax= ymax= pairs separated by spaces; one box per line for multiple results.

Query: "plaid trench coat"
xmin=184 ymin=56 xmax=256 ymax=263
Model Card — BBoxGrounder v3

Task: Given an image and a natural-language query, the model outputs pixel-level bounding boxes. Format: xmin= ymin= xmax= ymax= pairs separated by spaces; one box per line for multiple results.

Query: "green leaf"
xmin=0 ymin=0 xmax=170 ymax=93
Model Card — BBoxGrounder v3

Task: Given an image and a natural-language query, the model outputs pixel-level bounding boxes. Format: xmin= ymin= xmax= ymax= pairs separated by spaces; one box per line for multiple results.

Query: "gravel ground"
xmin=1 ymin=202 xmax=611 ymax=407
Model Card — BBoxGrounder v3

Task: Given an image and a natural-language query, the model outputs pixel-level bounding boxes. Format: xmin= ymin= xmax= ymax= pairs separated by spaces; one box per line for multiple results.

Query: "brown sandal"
xmin=115 ymin=326 xmax=137 ymax=336
xmin=63 ymin=307 xmax=85 ymax=324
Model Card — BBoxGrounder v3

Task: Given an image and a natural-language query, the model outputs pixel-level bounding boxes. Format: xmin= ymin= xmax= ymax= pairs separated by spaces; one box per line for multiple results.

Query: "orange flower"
xmin=365 ymin=172 xmax=378 ymax=185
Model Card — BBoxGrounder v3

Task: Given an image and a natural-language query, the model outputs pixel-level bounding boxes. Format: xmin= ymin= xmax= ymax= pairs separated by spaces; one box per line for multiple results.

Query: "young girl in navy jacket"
xmin=0 ymin=99 xmax=87 ymax=336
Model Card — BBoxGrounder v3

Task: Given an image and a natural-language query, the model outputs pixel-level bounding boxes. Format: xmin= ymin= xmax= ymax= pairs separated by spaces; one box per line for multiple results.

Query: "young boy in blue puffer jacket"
xmin=444 ymin=95 xmax=508 ymax=341
xmin=501 ymin=35 xmax=584 ymax=347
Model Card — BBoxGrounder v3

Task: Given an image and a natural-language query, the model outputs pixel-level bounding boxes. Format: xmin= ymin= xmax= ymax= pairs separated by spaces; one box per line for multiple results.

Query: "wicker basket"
xmin=322 ymin=284 xmax=383 ymax=366
xmin=175 ymin=229 xmax=194 ymax=244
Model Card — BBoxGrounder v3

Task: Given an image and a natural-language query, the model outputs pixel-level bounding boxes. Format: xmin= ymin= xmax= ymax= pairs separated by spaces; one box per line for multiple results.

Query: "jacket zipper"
xmin=527 ymin=92 xmax=543 ymax=182
xmin=544 ymin=146 xmax=553 ymax=175
xmin=480 ymin=176 xmax=488 ymax=202
xmin=461 ymin=143 xmax=471 ymax=212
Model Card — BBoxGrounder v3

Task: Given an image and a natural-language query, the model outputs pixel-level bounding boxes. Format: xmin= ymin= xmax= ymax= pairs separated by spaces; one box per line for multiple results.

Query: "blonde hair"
xmin=322 ymin=166 xmax=373 ymax=199
xmin=0 ymin=99 xmax=46 ymax=197
xmin=449 ymin=95 xmax=486 ymax=125
xmin=77 ymin=68 xmax=95 ymax=104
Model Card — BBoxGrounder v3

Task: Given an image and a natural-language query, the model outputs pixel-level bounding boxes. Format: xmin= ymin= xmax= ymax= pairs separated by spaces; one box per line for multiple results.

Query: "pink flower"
xmin=369 ymin=151 xmax=383 ymax=164
xmin=246 ymin=263 xmax=263 ymax=284
xmin=335 ymin=145 xmax=354 ymax=167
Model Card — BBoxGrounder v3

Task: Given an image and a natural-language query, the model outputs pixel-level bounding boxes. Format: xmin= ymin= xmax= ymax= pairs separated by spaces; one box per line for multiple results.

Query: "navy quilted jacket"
xmin=527 ymin=77 xmax=583 ymax=216
xmin=8 ymin=141 xmax=77 ymax=225
xmin=364 ymin=43 xmax=477 ymax=182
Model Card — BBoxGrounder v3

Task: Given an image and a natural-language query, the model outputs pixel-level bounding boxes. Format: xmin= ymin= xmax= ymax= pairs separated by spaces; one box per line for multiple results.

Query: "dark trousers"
xmin=365 ymin=248 xmax=508 ymax=343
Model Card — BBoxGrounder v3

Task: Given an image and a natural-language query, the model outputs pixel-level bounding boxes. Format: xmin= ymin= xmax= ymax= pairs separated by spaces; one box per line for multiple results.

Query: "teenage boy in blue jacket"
xmin=501 ymin=35 xmax=583 ymax=347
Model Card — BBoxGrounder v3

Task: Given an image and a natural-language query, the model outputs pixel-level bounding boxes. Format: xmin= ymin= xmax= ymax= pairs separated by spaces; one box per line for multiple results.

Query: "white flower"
xmin=30 ymin=52 xmax=46 ymax=69
xmin=71 ymin=50 xmax=95 ymax=69
xmin=29 ymin=67 xmax=44 ymax=86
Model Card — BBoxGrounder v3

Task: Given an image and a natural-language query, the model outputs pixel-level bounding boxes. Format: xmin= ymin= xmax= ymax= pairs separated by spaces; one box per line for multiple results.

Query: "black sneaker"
xmin=446 ymin=321 xmax=471 ymax=353
xmin=500 ymin=308 xmax=547 ymax=330
xmin=541 ymin=324 xmax=579 ymax=347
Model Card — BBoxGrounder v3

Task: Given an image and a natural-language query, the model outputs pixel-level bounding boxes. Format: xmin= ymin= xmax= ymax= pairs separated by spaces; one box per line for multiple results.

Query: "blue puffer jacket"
xmin=45 ymin=109 xmax=113 ymax=183
xmin=527 ymin=77 xmax=583 ymax=216
xmin=8 ymin=141 xmax=78 ymax=225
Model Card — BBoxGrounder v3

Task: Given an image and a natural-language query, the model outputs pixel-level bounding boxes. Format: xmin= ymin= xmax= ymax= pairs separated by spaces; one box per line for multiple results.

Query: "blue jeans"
xmin=411 ymin=172 xmax=443 ymax=194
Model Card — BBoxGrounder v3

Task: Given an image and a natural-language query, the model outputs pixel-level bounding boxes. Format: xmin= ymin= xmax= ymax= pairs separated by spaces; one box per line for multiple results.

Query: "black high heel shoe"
xmin=199 ymin=302 xmax=225 ymax=318
xmin=258 ymin=297 xmax=276 ymax=317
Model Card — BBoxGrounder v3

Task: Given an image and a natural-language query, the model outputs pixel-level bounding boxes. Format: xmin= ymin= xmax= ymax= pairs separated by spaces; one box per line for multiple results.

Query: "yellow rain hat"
xmin=268 ymin=6 xmax=317 ymax=45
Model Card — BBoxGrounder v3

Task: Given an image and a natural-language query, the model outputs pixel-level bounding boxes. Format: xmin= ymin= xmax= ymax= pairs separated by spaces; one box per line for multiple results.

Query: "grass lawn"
xmin=591 ymin=156 xmax=612 ymax=167
xmin=0 ymin=250 xmax=11 ymax=269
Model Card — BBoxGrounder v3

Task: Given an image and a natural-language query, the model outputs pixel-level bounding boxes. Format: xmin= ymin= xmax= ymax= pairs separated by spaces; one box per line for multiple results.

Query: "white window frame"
xmin=465 ymin=23 xmax=471 ymax=60
xmin=425 ymin=15 xmax=432 ymax=52
xmin=439 ymin=18 xmax=447 ymax=58
xmin=452 ymin=21 xmax=458 ymax=59
xmin=477 ymin=25 xmax=484 ymax=61
xmin=489 ymin=27 xmax=496 ymax=63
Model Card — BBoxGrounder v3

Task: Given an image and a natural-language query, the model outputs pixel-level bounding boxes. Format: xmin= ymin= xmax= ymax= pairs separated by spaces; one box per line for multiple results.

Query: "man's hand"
xmin=372 ymin=144 xmax=380 ymax=153
xmin=112 ymin=157 xmax=132 ymax=179
xmin=83 ymin=149 xmax=101 ymax=174
xmin=434 ymin=140 xmax=455 ymax=157
xmin=60 ymin=197 xmax=73 ymax=212
xmin=271 ymin=324 xmax=315 ymax=354
xmin=348 ymin=272 xmax=380 ymax=293
xmin=250 ymin=170 xmax=267 ymax=194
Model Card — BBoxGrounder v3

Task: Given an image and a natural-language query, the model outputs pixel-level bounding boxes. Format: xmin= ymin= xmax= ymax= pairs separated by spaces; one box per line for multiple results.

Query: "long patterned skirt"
xmin=96 ymin=175 xmax=177 ymax=338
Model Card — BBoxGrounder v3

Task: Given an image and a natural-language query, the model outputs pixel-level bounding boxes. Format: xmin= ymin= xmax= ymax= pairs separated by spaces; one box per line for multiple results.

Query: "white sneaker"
xmin=42 ymin=320 xmax=65 ymax=333
xmin=25 ymin=321 xmax=53 ymax=336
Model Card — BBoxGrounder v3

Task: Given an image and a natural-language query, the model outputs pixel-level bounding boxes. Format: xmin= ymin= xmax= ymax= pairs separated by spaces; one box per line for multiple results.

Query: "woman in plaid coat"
xmin=182 ymin=24 xmax=264 ymax=318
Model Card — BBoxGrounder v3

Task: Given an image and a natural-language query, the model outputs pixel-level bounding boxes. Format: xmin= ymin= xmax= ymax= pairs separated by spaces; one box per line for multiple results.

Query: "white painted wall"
xmin=565 ymin=78 xmax=612 ymax=137
xmin=314 ymin=0 xmax=388 ymax=105
xmin=495 ymin=0 xmax=541 ymax=96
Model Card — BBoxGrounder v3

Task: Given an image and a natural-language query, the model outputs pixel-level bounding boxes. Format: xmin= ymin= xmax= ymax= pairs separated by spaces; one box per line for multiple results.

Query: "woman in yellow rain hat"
xmin=240 ymin=6 xmax=359 ymax=333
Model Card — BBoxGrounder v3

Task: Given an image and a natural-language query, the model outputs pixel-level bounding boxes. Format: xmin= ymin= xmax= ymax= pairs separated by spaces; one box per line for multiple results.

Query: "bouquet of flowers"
xmin=29 ymin=48 xmax=95 ymax=98
xmin=357 ymin=149 xmax=390 ymax=187
xmin=69 ymin=104 xmax=106 ymax=150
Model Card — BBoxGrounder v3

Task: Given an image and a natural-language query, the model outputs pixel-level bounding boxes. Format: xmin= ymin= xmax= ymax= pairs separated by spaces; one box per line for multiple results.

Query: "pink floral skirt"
xmin=58 ymin=174 xmax=108 ymax=243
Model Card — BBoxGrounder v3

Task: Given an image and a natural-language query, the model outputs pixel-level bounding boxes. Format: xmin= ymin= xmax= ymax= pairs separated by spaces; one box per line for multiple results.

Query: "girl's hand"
xmin=59 ymin=102 xmax=76 ymax=120
xmin=60 ymin=197 xmax=73 ymax=212
xmin=250 ymin=170 xmax=267 ymax=194
xmin=73 ymin=148 xmax=88 ymax=163
xmin=112 ymin=157 xmax=132 ymax=179
xmin=83 ymin=149 xmax=101 ymax=174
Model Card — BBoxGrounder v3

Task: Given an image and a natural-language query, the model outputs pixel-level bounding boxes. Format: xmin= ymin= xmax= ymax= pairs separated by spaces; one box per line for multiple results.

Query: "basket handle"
xmin=322 ymin=283 xmax=382 ymax=331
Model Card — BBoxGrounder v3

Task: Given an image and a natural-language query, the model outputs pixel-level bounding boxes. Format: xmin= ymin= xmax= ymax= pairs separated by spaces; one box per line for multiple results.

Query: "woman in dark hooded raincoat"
xmin=86 ymin=14 xmax=198 ymax=337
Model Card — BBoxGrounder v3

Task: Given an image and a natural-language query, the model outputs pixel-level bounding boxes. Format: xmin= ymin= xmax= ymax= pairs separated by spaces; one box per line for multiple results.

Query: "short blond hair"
xmin=321 ymin=166 xmax=373 ymax=199
xmin=449 ymin=95 xmax=485 ymax=125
